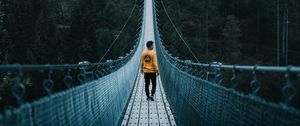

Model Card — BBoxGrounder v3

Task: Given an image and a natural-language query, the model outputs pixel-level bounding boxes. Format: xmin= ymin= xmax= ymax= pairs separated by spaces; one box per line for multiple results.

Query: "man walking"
xmin=141 ymin=41 xmax=159 ymax=101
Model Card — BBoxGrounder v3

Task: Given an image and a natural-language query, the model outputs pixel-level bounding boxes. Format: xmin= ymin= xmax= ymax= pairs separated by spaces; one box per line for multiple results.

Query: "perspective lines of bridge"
xmin=1 ymin=0 xmax=300 ymax=126
xmin=120 ymin=0 xmax=177 ymax=125
xmin=121 ymin=73 xmax=176 ymax=126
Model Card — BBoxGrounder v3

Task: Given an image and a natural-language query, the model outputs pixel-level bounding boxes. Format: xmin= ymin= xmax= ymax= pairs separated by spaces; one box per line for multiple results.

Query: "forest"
xmin=156 ymin=0 xmax=300 ymax=108
xmin=0 ymin=0 xmax=143 ymax=111
xmin=0 ymin=0 xmax=299 ymax=66
xmin=158 ymin=0 xmax=300 ymax=66
xmin=0 ymin=0 xmax=141 ymax=64
xmin=0 ymin=0 xmax=300 ymax=110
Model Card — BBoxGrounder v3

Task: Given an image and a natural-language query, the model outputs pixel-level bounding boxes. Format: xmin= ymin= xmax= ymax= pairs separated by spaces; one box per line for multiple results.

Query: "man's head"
xmin=146 ymin=41 xmax=154 ymax=50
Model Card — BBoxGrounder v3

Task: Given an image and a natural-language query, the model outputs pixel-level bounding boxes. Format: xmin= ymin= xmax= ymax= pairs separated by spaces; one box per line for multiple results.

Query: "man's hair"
xmin=146 ymin=41 xmax=154 ymax=48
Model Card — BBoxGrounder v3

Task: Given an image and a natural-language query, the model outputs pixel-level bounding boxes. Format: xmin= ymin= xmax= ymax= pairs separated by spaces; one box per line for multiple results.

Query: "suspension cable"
xmin=160 ymin=0 xmax=201 ymax=63
xmin=98 ymin=0 xmax=138 ymax=62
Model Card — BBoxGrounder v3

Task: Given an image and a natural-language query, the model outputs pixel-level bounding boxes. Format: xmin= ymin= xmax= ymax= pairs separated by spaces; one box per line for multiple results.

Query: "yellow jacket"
xmin=141 ymin=50 xmax=158 ymax=73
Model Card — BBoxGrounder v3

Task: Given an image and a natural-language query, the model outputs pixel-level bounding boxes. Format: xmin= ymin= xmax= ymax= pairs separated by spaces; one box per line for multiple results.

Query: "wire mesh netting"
xmin=0 ymin=24 xmax=144 ymax=126
xmin=153 ymin=0 xmax=300 ymax=125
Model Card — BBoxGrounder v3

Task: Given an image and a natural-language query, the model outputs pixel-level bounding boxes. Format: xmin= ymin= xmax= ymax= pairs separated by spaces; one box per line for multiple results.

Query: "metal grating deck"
xmin=121 ymin=72 xmax=176 ymax=126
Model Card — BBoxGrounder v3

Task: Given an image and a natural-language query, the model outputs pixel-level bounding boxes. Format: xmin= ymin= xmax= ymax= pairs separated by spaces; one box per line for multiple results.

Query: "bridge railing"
xmin=0 ymin=38 xmax=142 ymax=126
xmin=154 ymin=0 xmax=300 ymax=125
xmin=0 ymin=37 xmax=139 ymax=104
xmin=0 ymin=1 xmax=145 ymax=125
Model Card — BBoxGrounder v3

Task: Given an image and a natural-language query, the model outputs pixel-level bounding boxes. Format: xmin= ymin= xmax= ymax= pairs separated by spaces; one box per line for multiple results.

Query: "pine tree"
xmin=25 ymin=49 xmax=37 ymax=64
xmin=78 ymin=38 xmax=93 ymax=61
xmin=222 ymin=15 xmax=242 ymax=63
xmin=95 ymin=28 xmax=113 ymax=59
xmin=30 ymin=33 xmax=48 ymax=64
xmin=0 ymin=0 xmax=3 ymax=32
xmin=30 ymin=7 xmax=53 ymax=64
xmin=0 ymin=32 xmax=13 ymax=64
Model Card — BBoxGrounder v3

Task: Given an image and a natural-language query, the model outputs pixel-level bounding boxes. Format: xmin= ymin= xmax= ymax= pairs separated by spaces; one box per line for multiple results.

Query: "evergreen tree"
xmin=25 ymin=49 xmax=37 ymax=64
xmin=0 ymin=32 xmax=13 ymax=64
xmin=222 ymin=15 xmax=242 ymax=63
xmin=29 ymin=33 xmax=48 ymax=64
xmin=29 ymin=3 xmax=53 ymax=64
xmin=78 ymin=38 xmax=93 ymax=61
xmin=0 ymin=0 xmax=3 ymax=32
xmin=95 ymin=28 xmax=113 ymax=60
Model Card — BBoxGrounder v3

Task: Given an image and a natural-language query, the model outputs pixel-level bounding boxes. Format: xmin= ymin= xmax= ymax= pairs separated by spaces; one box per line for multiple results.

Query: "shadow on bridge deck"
xmin=121 ymin=72 xmax=176 ymax=126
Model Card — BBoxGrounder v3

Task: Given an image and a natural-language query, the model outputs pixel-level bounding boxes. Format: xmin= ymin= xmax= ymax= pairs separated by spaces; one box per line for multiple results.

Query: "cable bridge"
xmin=1 ymin=0 xmax=300 ymax=126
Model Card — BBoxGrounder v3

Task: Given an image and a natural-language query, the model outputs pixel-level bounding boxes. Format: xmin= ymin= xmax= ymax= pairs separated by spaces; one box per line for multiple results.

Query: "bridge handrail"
xmin=0 ymin=63 xmax=109 ymax=72
xmin=0 ymin=0 xmax=144 ymax=125
xmin=165 ymin=53 xmax=300 ymax=73
xmin=155 ymin=0 xmax=299 ymax=103
xmin=153 ymin=0 xmax=300 ymax=125
xmin=0 ymin=39 xmax=139 ymax=72
xmin=155 ymin=0 xmax=300 ymax=74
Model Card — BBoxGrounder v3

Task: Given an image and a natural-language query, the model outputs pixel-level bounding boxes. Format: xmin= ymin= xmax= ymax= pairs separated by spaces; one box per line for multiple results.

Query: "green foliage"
xmin=158 ymin=0 xmax=300 ymax=65
xmin=2 ymin=73 xmax=16 ymax=88
xmin=0 ymin=0 xmax=3 ymax=31
xmin=221 ymin=15 xmax=242 ymax=63
xmin=0 ymin=0 xmax=139 ymax=64
xmin=79 ymin=38 xmax=94 ymax=60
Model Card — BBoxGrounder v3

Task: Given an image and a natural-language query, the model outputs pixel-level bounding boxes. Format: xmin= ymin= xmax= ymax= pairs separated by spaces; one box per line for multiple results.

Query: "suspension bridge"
xmin=1 ymin=0 xmax=300 ymax=126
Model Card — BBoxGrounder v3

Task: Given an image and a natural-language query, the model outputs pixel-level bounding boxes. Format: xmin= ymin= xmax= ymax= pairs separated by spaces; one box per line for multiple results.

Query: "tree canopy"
xmin=0 ymin=0 xmax=141 ymax=64
xmin=158 ymin=0 xmax=300 ymax=66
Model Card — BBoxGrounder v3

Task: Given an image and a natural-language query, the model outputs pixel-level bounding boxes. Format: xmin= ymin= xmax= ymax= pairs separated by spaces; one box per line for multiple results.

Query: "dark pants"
xmin=144 ymin=73 xmax=157 ymax=98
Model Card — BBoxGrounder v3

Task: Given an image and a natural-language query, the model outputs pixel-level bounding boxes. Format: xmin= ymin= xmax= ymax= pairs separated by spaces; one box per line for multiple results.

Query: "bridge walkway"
xmin=121 ymin=72 xmax=176 ymax=126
